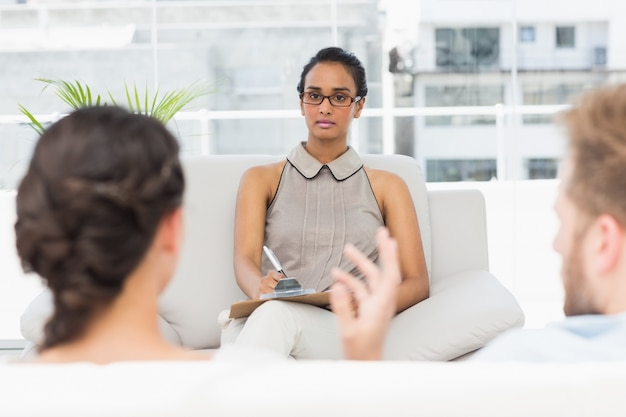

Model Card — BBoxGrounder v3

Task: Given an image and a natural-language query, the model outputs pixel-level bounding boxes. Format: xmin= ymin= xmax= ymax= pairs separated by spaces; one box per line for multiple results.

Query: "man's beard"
xmin=561 ymin=230 xmax=600 ymax=317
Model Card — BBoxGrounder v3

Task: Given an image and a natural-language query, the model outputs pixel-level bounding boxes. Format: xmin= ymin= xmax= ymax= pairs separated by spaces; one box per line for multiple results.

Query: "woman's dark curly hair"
xmin=14 ymin=106 xmax=185 ymax=351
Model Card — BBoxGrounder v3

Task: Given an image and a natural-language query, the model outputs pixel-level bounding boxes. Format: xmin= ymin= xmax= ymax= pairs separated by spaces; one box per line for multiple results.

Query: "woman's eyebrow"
xmin=305 ymin=86 xmax=352 ymax=92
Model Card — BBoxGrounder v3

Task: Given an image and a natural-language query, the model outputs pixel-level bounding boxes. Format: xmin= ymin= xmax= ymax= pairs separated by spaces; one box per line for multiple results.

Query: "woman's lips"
xmin=316 ymin=120 xmax=334 ymax=128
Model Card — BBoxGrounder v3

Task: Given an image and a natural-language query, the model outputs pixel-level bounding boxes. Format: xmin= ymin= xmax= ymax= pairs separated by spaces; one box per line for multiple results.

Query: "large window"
xmin=0 ymin=0 xmax=382 ymax=189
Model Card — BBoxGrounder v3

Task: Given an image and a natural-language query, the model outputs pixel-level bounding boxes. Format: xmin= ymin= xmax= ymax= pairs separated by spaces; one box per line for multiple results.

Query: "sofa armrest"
xmin=20 ymin=289 xmax=52 ymax=345
xmin=428 ymin=189 xmax=489 ymax=278
xmin=383 ymin=269 xmax=525 ymax=361
xmin=20 ymin=288 xmax=183 ymax=349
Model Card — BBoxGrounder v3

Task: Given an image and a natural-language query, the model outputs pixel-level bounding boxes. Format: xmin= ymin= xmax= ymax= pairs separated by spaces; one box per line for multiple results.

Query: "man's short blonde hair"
xmin=560 ymin=83 xmax=626 ymax=226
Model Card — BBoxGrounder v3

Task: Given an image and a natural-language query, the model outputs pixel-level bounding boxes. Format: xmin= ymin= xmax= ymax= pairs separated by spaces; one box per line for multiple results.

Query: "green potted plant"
xmin=19 ymin=78 xmax=214 ymax=135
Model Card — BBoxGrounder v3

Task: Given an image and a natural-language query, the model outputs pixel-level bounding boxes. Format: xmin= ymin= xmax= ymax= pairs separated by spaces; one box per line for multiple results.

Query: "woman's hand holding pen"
xmin=257 ymin=271 xmax=284 ymax=299
xmin=257 ymin=245 xmax=288 ymax=299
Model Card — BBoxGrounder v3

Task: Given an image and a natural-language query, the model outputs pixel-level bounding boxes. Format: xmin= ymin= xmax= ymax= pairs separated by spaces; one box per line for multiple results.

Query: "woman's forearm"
xmin=234 ymin=257 xmax=263 ymax=299
xmin=395 ymin=275 xmax=429 ymax=313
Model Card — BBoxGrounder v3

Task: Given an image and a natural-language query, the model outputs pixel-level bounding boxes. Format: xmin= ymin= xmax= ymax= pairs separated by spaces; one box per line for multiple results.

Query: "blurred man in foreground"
xmin=331 ymin=84 xmax=626 ymax=361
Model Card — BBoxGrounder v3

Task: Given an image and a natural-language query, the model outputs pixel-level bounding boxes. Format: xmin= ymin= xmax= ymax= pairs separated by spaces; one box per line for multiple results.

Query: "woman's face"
xmin=299 ymin=62 xmax=365 ymax=144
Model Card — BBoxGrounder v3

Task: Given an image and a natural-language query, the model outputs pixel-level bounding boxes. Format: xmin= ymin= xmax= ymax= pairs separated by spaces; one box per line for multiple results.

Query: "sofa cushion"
xmin=383 ymin=269 xmax=524 ymax=360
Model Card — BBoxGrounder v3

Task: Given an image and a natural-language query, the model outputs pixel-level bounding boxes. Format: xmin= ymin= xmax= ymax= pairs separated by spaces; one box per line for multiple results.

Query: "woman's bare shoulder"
xmin=241 ymin=160 xmax=287 ymax=183
xmin=364 ymin=166 xmax=407 ymax=188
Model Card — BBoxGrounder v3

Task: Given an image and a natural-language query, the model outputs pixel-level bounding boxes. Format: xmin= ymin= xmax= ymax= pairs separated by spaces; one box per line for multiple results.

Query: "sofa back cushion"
xmin=160 ymin=154 xmax=431 ymax=349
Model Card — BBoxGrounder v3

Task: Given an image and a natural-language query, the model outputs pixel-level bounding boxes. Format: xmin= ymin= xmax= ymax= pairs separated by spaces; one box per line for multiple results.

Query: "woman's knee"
xmin=249 ymin=300 xmax=293 ymax=322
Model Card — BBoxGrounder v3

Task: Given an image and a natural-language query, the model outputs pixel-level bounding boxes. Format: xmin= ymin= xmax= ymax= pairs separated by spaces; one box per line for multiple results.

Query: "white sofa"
xmin=19 ymin=153 xmax=524 ymax=360
xmin=3 ymin=358 xmax=626 ymax=417
xmin=10 ymin=154 xmax=626 ymax=417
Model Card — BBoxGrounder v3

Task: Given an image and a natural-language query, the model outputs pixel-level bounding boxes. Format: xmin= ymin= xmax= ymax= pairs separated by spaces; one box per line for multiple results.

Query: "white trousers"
xmin=219 ymin=300 xmax=343 ymax=360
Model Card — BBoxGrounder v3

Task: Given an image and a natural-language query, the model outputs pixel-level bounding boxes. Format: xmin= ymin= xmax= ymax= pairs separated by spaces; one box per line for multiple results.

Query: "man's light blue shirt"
xmin=474 ymin=312 xmax=626 ymax=361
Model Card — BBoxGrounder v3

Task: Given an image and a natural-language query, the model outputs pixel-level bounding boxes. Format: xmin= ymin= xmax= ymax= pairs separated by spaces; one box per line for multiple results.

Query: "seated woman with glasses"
xmin=221 ymin=46 xmax=430 ymax=359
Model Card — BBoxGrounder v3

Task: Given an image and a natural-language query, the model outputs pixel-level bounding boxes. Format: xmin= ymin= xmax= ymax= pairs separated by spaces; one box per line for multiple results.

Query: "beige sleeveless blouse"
xmin=262 ymin=143 xmax=384 ymax=291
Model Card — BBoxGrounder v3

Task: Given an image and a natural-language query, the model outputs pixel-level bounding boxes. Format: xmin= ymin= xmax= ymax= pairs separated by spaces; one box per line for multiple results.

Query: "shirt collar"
xmin=287 ymin=142 xmax=363 ymax=181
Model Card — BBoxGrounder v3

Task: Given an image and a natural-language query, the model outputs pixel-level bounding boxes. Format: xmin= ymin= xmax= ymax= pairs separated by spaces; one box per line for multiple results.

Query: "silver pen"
xmin=263 ymin=245 xmax=288 ymax=277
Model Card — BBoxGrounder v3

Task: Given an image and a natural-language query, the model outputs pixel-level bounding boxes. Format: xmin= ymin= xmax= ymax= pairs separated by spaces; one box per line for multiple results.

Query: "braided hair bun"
xmin=15 ymin=106 xmax=185 ymax=350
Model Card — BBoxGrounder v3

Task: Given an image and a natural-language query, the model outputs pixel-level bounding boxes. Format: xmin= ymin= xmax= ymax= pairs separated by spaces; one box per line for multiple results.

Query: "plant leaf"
xmin=18 ymin=104 xmax=45 ymax=135
xmin=107 ymin=89 xmax=118 ymax=107
xmin=149 ymin=81 xmax=214 ymax=124
xmin=124 ymin=81 xmax=134 ymax=113
xmin=133 ymin=83 xmax=142 ymax=114
xmin=150 ymin=87 xmax=160 ymax=116
xmin=144 ymin=83 xmax=149 ymax=116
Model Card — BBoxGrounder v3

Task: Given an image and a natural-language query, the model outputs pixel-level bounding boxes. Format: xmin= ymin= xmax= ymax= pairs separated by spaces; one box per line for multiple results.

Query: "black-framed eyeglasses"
xmin=300 ymin=92 xmax=362 ymax=107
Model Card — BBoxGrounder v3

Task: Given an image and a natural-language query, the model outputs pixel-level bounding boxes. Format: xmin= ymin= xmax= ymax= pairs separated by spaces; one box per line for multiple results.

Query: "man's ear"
xmin=592 ymin=214 xmax=624 ymax=275
xmin=354 ymin=97 xmax=366 ymax=119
